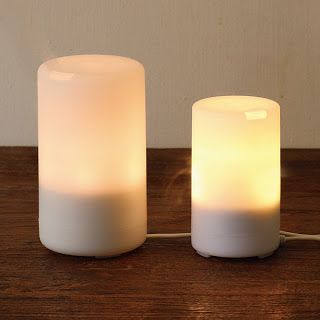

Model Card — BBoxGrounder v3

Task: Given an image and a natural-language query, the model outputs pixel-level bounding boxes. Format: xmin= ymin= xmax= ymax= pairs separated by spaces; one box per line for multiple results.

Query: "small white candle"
xmin=192 ymin=96 xmax=280 ymax=258
xmin=38 ymin=55 xmax=146 ymax=257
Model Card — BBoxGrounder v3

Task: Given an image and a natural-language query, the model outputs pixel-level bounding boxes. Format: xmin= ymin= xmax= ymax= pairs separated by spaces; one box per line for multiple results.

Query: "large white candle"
xmin=38 ymin=55 xmax=146 ymax=257
xmin=192 ymin=96 xmax=280 ymax=258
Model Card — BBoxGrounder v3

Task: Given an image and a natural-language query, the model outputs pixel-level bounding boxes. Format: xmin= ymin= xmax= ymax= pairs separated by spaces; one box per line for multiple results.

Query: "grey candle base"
xmin=192 ymin=207 xmax=280 ymax=258
xmin=196 ymin=251 xmax=211 ymax=258
xmin=39 ymin=187 xmax=147 ymax=257
xmin=197 ymin=250 xmax=276 ymax=259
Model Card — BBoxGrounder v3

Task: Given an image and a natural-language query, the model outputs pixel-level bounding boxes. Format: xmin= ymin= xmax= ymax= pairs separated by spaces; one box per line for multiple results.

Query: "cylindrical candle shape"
xmin=38 ymin=55 xmax=146 ymax=256
xmin=192 ymin=96 xmax=280 ymax=258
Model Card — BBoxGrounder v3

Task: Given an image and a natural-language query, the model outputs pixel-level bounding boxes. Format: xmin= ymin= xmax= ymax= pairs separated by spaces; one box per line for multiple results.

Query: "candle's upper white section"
xmin=192 ymin=96 xmax=280 ymax=211
xmin=38 ymin=54 xmax=144 ymax=82
xmin=38 ymin=55 xmax=145 ymax=194
xmin=193 ymin=96 xmax=279 ymax=115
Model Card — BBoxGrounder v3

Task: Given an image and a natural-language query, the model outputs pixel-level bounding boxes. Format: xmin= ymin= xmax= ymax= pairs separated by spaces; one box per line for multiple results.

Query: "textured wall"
xmin=0 ymin=0 xmax=319 ymax=147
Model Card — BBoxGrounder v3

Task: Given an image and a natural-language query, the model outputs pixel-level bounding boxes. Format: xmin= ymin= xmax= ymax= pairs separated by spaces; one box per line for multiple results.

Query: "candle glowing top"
xmin=39 ymin=55 xmax=143 ymax=81
xmin=38 ymin=55 xmax=145 ymax=195
xmin=192 ymin=96 xmax=280 ymax=211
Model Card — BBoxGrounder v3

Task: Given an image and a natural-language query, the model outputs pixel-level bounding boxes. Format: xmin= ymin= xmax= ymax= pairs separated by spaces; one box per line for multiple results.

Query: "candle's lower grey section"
xmin=39 ymin=186 xmax=147 ymax=256
xmin=191 ymin=205 xmax=280 ymax=258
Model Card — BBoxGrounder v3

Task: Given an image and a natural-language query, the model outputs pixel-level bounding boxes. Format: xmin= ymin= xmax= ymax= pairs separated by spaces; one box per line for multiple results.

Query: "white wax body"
xmin=192 ymin=96 xmax=280 ymax=258
xmin=38 ymin=55 xmax=146 ymax=256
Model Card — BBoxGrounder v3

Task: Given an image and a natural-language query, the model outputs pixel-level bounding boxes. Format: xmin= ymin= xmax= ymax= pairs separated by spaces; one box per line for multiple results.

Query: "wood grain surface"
xmin=0 ymin=148 xmax=319 ymax=319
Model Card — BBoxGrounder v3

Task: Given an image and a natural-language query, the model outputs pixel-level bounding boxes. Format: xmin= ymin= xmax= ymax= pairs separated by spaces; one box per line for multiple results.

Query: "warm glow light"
xmin=38 ymin=55 xmax=145 ymax=195
xmin=192 ymin=96 xmax=280 ymax=258
xmin=38 ymin=55 xmax=146 ymax=256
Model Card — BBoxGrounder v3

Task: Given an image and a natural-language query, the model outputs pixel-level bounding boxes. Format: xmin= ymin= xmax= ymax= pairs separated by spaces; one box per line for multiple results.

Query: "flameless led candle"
xmin=192 ymin=96 xmax=280 ymax=258
xmin=38 ymin=55 xmax=146 ymax=257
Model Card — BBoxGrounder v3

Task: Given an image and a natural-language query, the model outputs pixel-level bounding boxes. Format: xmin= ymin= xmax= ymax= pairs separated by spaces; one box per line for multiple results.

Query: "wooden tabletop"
xmin=0 ymin=148 xmax=319 ymax=319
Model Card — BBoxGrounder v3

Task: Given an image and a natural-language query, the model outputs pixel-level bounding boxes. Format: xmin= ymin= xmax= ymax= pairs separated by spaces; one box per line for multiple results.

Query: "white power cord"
xmin=279 ymin=231 xmax=320 ymax=245
xmin=147 ymin=231 xmax=320 ymax=245
xmin=147 ymin=233 xmax=191 ymax=238
xmin=280 ymin=230 xmax=320 ymax=237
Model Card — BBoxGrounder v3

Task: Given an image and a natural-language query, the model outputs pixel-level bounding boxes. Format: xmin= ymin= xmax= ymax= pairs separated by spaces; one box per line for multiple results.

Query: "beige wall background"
xmin=0 ymin=0 xmax=319 ymax=147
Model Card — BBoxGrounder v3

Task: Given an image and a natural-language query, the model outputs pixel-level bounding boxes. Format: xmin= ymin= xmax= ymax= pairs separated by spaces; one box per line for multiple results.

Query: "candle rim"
xmin=192 ymin=96 xmax=280 ymax=114
xmin=38 ymin=54 xmax=144 ymax=80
